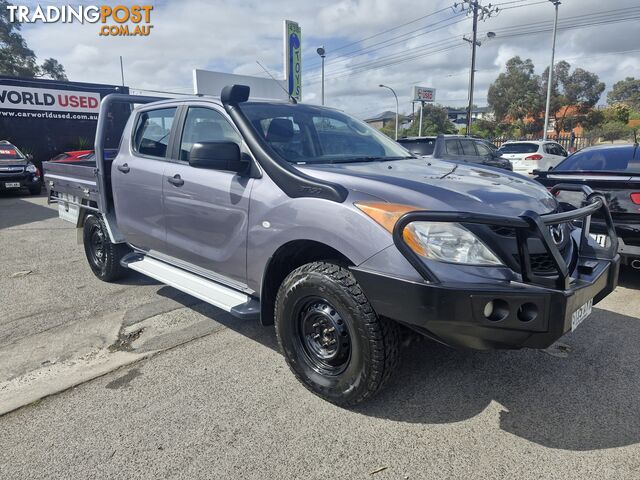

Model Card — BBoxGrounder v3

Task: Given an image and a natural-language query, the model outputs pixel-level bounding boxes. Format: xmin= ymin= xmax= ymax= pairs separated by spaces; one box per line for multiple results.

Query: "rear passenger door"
xmin=112 ymin=106 xmax=178 ymax=253
xmin=162 ymin=104 xmax=252 ymax=286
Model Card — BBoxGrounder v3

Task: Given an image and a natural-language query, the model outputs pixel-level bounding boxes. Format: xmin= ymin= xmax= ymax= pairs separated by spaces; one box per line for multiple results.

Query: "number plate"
xmin=4 ymin=182 xmax=20 ymax=188
xmin=571 ymin=298 xmax=593 ymax=332
xmin=589 ymin=233 xmax=608 ymax=248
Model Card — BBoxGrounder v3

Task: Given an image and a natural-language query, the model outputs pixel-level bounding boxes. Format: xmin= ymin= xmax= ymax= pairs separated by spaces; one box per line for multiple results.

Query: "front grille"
xmin=490 ymin=226 xmax=516 ymax=237
xmin=0 ymin=166 xmax=24 ymax=173
xmin=512 ymin=253 xmax=556 ymax=275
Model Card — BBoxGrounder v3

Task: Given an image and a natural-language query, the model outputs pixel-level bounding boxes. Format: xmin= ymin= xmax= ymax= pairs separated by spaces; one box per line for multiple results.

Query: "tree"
xmin=403 ymin=104 xmax=456 ymax=136
xmin=488 ymin=56 xmax=605 ymax=136
xmin=0 ymin=1 xmax=67 ymax=80
xmin=488 ymin=57 xmax=541 ymax=128
xmin=39 ymin=58 xmax=67 ymax=80
xmin=607 ymin=77 xmax=640 ymax=111
xmin=594 ymin=121 xmax=632 ymax=143
xmin=541 ymin=61 xmax=605 ymax=135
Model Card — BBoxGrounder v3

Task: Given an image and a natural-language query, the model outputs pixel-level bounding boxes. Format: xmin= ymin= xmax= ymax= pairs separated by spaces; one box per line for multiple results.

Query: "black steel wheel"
xmin=275 ymin=261 xmax=400 ymax=406
xmin=82 ymin=215 xmax=129 ymax=282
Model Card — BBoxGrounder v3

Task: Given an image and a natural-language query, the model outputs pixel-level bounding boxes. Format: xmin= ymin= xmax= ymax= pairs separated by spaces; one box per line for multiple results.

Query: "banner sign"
xmin=284 ymin=20 xmax=302 ymax=101
xmin=0 ymin=85 xmax=101 ymax=114
xmin=412 ymin=86 xmax=436 ymax=102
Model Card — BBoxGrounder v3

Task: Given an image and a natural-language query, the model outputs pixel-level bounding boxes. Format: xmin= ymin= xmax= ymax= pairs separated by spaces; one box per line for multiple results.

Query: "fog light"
xmin=484 ymin=299 xmax=509 ymax=322
xmin=517 ymin=303 xmax=538 ymax=322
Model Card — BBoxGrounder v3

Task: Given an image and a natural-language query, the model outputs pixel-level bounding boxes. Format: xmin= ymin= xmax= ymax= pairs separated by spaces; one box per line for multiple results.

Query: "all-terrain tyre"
xmin=28 ymin=184 xmax=42 ymax=195
xmin=82 ymin=215 xmax=130 ymax=282
xmin=275 ymin=261 xmax=400 ymax=406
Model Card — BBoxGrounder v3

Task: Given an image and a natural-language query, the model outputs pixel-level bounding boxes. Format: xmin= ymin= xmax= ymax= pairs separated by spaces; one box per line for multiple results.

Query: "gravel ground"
xmin=1 ymin=192 xmax=639 ymax=479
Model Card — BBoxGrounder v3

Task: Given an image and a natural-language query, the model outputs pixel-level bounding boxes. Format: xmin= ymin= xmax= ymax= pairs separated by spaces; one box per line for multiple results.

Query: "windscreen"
xmin=241 ymin=103 xmax=413 ymax=164
xmin=0 ymin=145 xmax=24 ymax=160
xmin=397 ymin=139 xmax=435 ymax=156
xmin=554 ymin=146 xmax=639 ymax=173
xmin=498 ymin=143 xmax=539 ymax=154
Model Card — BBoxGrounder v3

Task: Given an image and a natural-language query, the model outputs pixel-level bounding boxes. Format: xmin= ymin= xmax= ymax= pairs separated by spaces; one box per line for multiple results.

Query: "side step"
xmin=122 ymin=254 xmax=259 ymax=321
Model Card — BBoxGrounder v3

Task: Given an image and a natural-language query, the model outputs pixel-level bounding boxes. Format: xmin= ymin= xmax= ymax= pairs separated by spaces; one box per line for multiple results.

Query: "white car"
xmin=498 ymin=141 xmax=568 ymax=175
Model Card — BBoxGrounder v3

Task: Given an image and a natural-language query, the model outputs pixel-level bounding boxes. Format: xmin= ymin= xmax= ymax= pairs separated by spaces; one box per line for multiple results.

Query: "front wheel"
xmin=28 ymin=184 xmax=42 ymax=195
xmin=275 ymin=261 xmax=400 ymax=406
xmin=82 ymin=215 xmax=129 ymax=282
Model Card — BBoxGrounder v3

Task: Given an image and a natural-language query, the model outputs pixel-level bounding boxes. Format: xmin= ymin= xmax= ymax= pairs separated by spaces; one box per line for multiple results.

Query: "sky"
xmin=15 ymin=0 xmax=640 ymax=119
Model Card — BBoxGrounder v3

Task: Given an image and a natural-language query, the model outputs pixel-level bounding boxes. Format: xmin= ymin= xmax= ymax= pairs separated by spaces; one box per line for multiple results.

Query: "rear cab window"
xmin=498 ymin=143 xmax=539 ymax=154
xmin=555 ymin=146 xmax=639 ymax=172
xmin=397 ymin=139 xmax=435 ymax=156
xmin=133 ymin=107 xmax=177 ymax=158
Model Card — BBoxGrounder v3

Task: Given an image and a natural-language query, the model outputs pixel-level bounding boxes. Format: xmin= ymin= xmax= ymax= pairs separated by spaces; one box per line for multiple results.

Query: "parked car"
xmin=51 ymin=149 xmax=118 ymax=163
xmin=397 ymin=136 xmax=437 ymax=156
xmin=43 ymin=86 xmax=619 ymax=406
xmin=499 ymin=140 xmax=568 ymax=175
xmin=433 ymin=135 xmax=512 ymax=171
xmin=50 ymin=150 xmax=94 ymax=163
xmin=535 ymin=143 xmax=640 ymax=269
xmin=0 ymin=140 xmax=42 ymax=195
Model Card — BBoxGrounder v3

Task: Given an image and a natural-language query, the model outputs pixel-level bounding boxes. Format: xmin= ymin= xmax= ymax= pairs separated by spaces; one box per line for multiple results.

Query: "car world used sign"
xmin=0 ymin=85 xmax=101 ymax=114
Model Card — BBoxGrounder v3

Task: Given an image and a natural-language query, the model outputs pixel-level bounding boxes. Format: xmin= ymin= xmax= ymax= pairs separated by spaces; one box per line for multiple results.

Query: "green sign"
xmin=284 ymin=20 xmax=301 ymax=101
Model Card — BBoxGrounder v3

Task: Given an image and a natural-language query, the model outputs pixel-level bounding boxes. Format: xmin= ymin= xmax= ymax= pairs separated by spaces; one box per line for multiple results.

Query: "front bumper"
xmin=0 ymin=174 xmax=40 ymax=190
xmin=352 ymin=184 xmax=621 ymax=350
xmin=353 ymin=257 xmax=619 ymax=350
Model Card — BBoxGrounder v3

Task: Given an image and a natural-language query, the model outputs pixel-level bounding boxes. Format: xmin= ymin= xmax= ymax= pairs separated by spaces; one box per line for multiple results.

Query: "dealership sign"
xmin=284 ymin=20 xmax=302 ymax=102
xmin=412 ymin=86 xmax=436 ymax=102
xmin=0 ymin=85 xmax=101 ymax=114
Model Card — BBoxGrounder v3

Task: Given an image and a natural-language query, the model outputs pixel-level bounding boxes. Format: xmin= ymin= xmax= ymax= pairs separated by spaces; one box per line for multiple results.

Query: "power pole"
xmin=456 ymin=1 xmax=499 ymax=136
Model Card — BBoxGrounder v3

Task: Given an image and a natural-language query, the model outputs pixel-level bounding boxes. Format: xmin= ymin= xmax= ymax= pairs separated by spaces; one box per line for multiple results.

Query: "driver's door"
xmin=162 ymin=105 xmax=252 ymax=285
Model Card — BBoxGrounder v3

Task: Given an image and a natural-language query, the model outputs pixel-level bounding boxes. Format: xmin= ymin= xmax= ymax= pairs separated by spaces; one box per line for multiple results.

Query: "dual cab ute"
xmin=44 ymin=86 xmax=620 ymax=406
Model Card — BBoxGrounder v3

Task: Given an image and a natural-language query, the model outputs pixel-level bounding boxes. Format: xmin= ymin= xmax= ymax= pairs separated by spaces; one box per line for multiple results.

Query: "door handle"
xmin=117 ymin=163 xmax=130 ymax=173
xmin=167 ymin=174 xmax=184 ymax=187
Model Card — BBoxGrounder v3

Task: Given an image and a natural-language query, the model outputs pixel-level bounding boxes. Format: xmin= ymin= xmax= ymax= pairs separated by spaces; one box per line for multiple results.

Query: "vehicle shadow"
xmin=155 ymin=286 xmax=280 ymax=351
xmin=358 ymin=307 xmax=640 ymax=451
xmin=151 ymin=285 xmax=640 ymax=451
xmin=0 ymin=193 xmax=56 ymax=230
xmin=618 ymin=265 xmax=640 ymax=289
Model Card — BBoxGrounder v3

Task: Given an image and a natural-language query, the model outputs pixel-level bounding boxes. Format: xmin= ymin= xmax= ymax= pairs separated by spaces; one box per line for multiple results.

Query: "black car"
xmin=0 ymin=141 xmax=42 ymax=195
xmin=535 ymin=143 xmax=640 ymax=268
xmin=399 ymin=135 xmax=512 ymax=171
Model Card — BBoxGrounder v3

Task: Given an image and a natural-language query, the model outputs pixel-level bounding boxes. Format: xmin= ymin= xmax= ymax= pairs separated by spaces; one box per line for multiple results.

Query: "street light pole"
xmin=316 ymin=46 xmax=326 ymax=105
xmin=379 ymin=84 xmax=399 ymax=140
xmin=543 ymin=0 xmax=561 ymax=141
xmin=466 ymin=1 xmax=479 ymax=137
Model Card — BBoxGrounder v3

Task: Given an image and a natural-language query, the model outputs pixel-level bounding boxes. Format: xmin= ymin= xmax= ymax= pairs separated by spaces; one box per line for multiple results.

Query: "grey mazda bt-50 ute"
xmin=43 ymin=85 xmax=620 ymax=406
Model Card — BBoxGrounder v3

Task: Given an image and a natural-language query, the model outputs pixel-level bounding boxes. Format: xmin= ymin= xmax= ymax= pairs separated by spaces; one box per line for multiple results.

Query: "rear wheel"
xmin=83 ymin=215 xmax=129 ymax=282
xmin=275 ymin=261 xmax=400 ymax=406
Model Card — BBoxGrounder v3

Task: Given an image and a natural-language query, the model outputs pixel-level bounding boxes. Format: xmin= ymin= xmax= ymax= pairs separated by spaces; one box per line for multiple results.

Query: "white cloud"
xmin=19 ymin=0 xmax=640 ymax=118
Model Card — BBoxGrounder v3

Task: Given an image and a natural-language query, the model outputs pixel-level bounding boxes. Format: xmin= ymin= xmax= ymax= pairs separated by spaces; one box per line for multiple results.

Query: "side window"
xmin=475 ymin=142 xmax=492 ymax=156
xmin=544 ymin=144 xmax=555 ymax=155
xmin=445 ymin=139 xmax=463 ymax=156
xmin=460 ymin=140 xmax=478 ymax=156
xmin=180 ymin=107 xmax=241 ymax=161
xmin=555 ymin=144 xmax=568 ymax=156
xmin=133 ymin=107 xmax=177 ymax=158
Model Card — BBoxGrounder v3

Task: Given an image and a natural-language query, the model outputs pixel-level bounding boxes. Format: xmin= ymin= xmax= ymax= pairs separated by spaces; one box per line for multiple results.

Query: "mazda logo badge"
xmin=550 ymin=225 xmax=564 ymax=245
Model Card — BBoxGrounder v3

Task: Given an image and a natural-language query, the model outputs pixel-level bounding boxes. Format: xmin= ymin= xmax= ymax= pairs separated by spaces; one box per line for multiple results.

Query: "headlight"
xmin=26 ymin=164 xmax=37 ymax=173
xmin=355 ymin=202 xmax=503 ymax=266
xmin=405 ymin=222 xmax=502 ymax=266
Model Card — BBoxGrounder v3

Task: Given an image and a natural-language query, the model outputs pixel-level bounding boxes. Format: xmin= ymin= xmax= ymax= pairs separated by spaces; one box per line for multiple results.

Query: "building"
xmin=364 ymin=111 xmax=407 ymax=130
xmin=0 ymin=76 xmax=129 ymax=168
xmin=446 ymin=106 xmax=493 ymax=126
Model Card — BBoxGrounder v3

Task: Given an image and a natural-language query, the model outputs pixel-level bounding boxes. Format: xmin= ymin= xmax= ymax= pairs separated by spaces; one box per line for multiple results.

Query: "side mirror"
xmin=189 ymin=142 xmax=246 ymax=173
xmin=26 ymin=154 xmax=33 ymax=161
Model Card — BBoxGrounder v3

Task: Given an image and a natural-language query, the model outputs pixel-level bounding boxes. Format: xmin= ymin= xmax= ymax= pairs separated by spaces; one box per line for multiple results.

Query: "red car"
xmin=50 ymin=150 xmax=94 ymax=163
